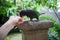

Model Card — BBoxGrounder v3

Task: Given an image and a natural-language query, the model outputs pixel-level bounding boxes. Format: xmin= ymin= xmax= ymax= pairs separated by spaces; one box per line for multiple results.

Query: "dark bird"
xmin=19 ymin=10 xmax=44 ymax=21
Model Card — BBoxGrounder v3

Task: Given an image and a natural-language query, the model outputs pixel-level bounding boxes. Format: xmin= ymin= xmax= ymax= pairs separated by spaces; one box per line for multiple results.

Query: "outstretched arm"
xmin=0 ymin=16 xmax=23 ymax=40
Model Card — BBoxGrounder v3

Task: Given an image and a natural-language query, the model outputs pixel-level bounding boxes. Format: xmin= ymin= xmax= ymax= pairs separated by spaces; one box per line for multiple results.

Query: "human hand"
xmin=8 ymin=16 xmax=23 ymax=26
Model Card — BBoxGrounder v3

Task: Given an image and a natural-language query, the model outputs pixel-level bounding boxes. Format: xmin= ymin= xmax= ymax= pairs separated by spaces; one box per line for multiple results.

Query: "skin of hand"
xmin=8 ymin=16 xmax=23 ymax=26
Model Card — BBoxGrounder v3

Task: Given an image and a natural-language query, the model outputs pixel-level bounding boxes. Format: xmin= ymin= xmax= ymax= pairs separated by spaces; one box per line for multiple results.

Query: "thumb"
xmin=16 ymin=18 xmax=23 ymax=25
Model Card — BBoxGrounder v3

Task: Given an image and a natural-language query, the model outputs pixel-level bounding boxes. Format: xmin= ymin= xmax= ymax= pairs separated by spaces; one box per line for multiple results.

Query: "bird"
xmin=19 ymin=9 xmax=44 ymax=21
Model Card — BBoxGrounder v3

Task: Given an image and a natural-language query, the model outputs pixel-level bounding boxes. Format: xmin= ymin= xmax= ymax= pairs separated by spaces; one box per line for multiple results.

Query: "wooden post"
xmin=18 ymin=20 xmax=54 ymax=40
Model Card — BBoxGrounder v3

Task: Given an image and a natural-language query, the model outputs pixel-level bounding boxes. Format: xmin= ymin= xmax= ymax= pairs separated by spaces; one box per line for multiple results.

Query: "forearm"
xmin=0 ymin=16 xmax=23 ymax=40
xmin=0 ymin=20 xmax=15 ymax=40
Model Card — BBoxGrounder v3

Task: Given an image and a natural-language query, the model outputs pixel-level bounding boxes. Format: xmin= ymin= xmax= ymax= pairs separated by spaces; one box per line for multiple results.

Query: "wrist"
xmin=7 ymin=20 xmax=16 ymax=27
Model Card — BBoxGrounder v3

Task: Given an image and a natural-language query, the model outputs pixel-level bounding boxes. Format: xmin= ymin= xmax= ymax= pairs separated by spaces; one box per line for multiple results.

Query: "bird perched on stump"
xmin=19 ymin=10 xmax=44 ymax=21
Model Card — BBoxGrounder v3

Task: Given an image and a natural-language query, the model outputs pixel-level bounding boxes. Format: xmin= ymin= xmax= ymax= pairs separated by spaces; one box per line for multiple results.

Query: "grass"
xmin=5 ymin=33 xmax=22 ymax=40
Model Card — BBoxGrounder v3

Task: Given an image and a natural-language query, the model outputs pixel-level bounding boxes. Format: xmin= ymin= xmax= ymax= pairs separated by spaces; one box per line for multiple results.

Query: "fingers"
xmin=9 ymin=16 xmax=23 ymax=25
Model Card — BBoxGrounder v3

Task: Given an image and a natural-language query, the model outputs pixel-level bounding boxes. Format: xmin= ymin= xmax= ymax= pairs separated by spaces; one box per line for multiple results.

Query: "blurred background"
xmin=0 ymin=0 xmax=60 ymax=40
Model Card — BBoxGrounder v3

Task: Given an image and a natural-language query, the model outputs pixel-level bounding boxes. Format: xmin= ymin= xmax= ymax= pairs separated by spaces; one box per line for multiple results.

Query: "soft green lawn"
xmin=5 ymin=33 xmax=22 ymax=40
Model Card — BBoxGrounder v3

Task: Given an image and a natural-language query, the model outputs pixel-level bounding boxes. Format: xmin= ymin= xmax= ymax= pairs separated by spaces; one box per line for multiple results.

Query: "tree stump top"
xmin=18 ymin=20 xmax=54 ymax=31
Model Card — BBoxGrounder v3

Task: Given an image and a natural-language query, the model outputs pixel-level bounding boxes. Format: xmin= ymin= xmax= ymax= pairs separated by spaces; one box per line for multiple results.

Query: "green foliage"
xmin=15 ymin=0 xmax=57 ymax=16
xmin=0 ymin=1 xmax=15 ymax=7
xmin=0 ymin=1 xmax=16 ymax=24
xmin=3 ymin=1 xmax=15 ymax=7
xmin=39 ymin=15 xmax=60 ymax=40
xmin=54 ymin=23 xmax=60 ymax=30
xmin=0 ymin=1 xmax=15 ymax=16
xmin=7 ymin=7 xmax=17 ymax=17
xmin=35 ymin=0 xmax=57 ymax=8
xmin=0 ymin=6 xmax=7 ymax=16
xmin=40 ymin=15 xmax=60 ymax=31
xmin=39 ymin=15 xmax=56 ymax=23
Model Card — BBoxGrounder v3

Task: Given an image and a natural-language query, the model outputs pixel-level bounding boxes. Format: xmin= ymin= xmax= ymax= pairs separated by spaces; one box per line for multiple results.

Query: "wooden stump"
xmin=18 ymin=20 xmax=54 ymax=40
